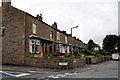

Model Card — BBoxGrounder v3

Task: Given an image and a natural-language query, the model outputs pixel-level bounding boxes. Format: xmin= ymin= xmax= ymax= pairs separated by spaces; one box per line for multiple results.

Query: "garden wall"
xmin=86 ymin=56 xmax=112 ymax=64
xmin=25 ymin=57 xmax=86 ymax=69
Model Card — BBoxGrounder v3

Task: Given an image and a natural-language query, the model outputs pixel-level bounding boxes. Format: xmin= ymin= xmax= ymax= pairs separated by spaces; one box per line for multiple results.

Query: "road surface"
xmin=1 ymin=61 xmax=119 ymax=80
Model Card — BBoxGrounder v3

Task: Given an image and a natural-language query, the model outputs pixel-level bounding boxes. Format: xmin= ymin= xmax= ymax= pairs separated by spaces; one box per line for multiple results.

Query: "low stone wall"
xmin=86 ymin=56 xmax=112 ymax=64
xmin=25 ymin=57 xmax=86 ymax=69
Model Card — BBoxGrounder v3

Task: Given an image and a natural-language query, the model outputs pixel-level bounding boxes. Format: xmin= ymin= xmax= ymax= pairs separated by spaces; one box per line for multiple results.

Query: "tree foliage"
xmin=88 ymin=39 xmax=95 ymax=51
xmin=87 ymin=39 xmax=100 ymax=51
xmin=103 ymin=35 xmax=119 ymax=53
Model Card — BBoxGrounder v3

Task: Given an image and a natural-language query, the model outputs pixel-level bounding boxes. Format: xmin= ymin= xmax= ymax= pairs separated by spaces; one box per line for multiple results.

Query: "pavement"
xmin=0 ymin=60 xmax=119 ymax=80
xmin=1 ymin=60 xmax=112 ymax=74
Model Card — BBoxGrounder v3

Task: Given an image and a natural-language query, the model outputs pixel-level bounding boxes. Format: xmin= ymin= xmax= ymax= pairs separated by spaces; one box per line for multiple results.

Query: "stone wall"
xmin=25 ymin=57 xmax=86 ymax=69
xmin=2 ymin=2 xmax=25 ymax=65
xmin=86 ymin=56 xmax=112 ymax=64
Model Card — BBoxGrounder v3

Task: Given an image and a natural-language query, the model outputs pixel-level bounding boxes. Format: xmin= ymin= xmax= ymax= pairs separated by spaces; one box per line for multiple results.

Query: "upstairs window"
xmin=57 ymin=32 xmax=60 ymax=40
xmin=1 ymin=26 xmax=5 ymax=36
xmin=65 ymin=36 xmax=67 ymax=43
xmin=33 ymin=23 xmax=36 ymax=34
xmin=29 ymin=39 xmax=35 ymax=53
xmin=36 ymin=40 xmax=40 ymax=53
xmin=50 ymin=31 xmax=53 ymax=39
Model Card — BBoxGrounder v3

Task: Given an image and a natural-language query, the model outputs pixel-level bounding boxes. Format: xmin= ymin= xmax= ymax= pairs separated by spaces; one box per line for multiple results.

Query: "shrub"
xmin=46 ymin=53 xmax=54 ymax=58
xmin=91 ymin=51 xmax=96 ymax=56
xmin=83 ymin=50 xmax=92 ymax=55
xmin=65 ymin=53 xmax=71 ymax=58
xmin=96 ymin=54 xmax=102 ymax=57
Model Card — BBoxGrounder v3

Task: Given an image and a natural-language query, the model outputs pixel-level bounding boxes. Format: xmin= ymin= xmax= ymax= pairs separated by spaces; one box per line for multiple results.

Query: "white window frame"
xmin=33 ymin=23 xmax=36 ymax=34
xmin=1 ymin=26 xmax=5 ymax=35
xmin=29 ymin=39 xmax=35 ymax=53
xmin=36 ymin=40 xmax=40 ymax=53
xmin=57 ymin=32 xmax=60 ymax=40
xmin=65 ymin=36 xmax=67 ymax=43
xmin=50 ymin=31 xmax=53 ymax=39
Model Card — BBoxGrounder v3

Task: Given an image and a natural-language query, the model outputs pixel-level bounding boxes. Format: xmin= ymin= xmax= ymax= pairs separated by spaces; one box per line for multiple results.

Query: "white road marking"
xmin=0 ymin=71 xmax=30 ymax=77
xmin=68 ymin=73 xmax=73 ymax=75
xmin=73 ymin=73 xmax=77 ymax=74
xmin=60 ymin=75 xmax=66 ymax=77
xmin=48 ymin=72 xmax=78 ymax=79
xmin=56 ymin=74 xmax=63 ymax=77
xmin=64 ymin=73 xmax=69 ymax=75
xmin=52 ymin=76 xmax=59 ymax=78
xmin=48 ymin=75 xmax=55 ymax=78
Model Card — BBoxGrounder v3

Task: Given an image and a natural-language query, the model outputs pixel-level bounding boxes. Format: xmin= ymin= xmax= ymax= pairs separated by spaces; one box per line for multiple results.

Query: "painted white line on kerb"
xmin=0 ymin=71 xmax=30 ymax=77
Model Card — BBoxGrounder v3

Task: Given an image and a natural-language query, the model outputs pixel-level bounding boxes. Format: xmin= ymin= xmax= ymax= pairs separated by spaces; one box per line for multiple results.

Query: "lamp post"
xmin=71 ymin=26 xmax=79 ymax=37
xmin=70 ymin=26 xmax=79 ymax=58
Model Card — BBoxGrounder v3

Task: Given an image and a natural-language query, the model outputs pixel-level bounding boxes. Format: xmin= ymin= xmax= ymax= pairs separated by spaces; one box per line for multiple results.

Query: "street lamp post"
xmin=71 ymin=26 xmax=79 ymax=37
xmin=70 ymin=26 xmax=79 ymax=58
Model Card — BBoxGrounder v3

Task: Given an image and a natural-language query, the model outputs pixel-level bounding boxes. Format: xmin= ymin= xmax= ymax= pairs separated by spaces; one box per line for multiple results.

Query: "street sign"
xmin=59 ymin=62 xmax=68 ymax=66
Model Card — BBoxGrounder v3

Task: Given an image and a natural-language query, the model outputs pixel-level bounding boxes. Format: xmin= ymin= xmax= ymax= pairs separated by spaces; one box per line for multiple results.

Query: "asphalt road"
xmin=1 ymin=61 xmax=119 ymax=80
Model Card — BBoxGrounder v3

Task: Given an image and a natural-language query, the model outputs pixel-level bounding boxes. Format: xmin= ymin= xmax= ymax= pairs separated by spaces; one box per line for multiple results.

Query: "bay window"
xmin=36 ymin=40 xmax=40 ymax=53
xmin=29 ymin=39 xmax=40 ymax=53
xmin=29 ymin=39 xmax=35 ymax=53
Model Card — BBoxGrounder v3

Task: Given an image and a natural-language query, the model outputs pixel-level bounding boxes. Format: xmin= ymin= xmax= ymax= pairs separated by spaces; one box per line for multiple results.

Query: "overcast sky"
xmin=1 ymin=0 xmax=119 ymax=47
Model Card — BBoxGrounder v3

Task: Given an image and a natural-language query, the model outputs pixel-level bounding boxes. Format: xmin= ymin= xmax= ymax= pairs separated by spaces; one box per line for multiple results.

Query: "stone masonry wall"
xmin=2 ymin=2 xmax=25 ymax=65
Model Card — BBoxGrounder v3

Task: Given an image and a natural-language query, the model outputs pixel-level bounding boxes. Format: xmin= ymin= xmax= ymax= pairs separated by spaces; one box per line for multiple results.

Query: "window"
xmin=33 ymin=23 xmax=36 ymax=34
xmin=57 ymin=44 xmax=59 ymax=53
xmin=45 ymin=43 xmax=47 ymax=54
xmin=1 ymin=26 xmax=5 ymax=35
xmin=54 ymin=44 xmax=56 ymax=53
xmin=57 ymin=32 xmax=60 ymax=40
xmin=36 ymin=40 xmax=40 ymax=53
xmin=29 ymin=39 xmax=35 ymax=53
xmin=65 ymin=36 xmax=67 ymax=43
xmin=50 ymin=31 xmax=53 ymax=39
xmin=29 ymin=39 xmax=40 ymax=53
xmin=65 ymin=46 xmax=67 ymax=53
xmin=49 ymin=43 xmax=52 ymax=53
xmin=69 ymin=46 xmax=71 ymax=53
xmin=59 ymin=44 xmax=61 ymax=53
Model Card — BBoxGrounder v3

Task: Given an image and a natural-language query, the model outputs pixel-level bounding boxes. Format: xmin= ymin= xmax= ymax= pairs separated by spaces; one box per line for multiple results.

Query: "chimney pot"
xmin=52 ymin=22 xmax=57 ymax=29
xmin=36 ymin=14 xmax=43 ymax=21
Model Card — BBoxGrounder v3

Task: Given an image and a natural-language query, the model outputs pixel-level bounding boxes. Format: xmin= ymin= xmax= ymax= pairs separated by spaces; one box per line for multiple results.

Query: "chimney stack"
xmin=36 ymin=14 xmax=43 ymax=21
xmin=2 ymin=0 xmax=11 ymax=7
xmin=52 ymin=22 xmax=57 ymax=29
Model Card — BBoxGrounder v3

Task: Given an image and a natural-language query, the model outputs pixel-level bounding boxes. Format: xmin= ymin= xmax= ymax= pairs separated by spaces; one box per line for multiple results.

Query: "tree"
xmin=88 ymin=39 xmax=95 ymax=51
xmin=113 ymin=35 xmax=120 ymax=53
xmin=103 ymin=35 xmax=118 ymax=53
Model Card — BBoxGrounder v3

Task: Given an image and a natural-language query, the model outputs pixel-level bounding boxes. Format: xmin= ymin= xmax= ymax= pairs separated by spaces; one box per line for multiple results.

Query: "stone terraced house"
xmin=1 ymin=1 xmax=88 ymax=68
